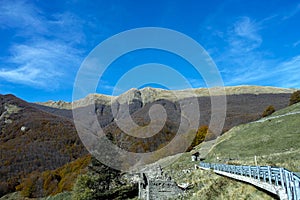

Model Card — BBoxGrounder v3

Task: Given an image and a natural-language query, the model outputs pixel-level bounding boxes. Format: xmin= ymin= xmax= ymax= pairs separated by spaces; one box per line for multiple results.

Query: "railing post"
xmin=267 ymin=166 xmax=272 ymax=184
xmin=257 ymin=166 xmax=260 ymax=181
xmin=249 ymin=166 xmax=252 ymax=178
xmin=285 ymin=171 xmax=292 ymax=199
xmin=280 ymin=168 xmax=285 ymax=188
xmin=263 ymin=169 xmax=266 ymax=182
xmin=292 ymin=177 xmax=297 ymax=200
xmin=295 ymin=175 xmax=300 ymax=200
xmin=275 ymin=172 xmax=279 ymax=186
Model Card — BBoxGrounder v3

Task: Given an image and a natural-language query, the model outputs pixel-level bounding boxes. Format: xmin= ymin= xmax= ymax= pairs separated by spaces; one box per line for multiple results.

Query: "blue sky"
xmin=0 ymin=0 xmax=299 ymax=102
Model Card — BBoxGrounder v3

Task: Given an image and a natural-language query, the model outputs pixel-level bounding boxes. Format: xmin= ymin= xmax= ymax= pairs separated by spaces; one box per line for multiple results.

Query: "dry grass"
xmin=205 ymin=103 xmax=300 ymax=172
xmin=161 ymin=149 xmax=275 ymax=200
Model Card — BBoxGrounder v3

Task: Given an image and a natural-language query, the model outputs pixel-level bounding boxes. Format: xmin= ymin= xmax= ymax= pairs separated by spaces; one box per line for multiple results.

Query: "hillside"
xmin=72 ymin=90 xmax=292 ymax=155
xmin=35 ymin=86 xmax=293 ymax=154
xmin=204 ymin=102 xmax=300 ymax=172
xmin=162 ymin=151 xmax=276 ymax=200
xmin=0 ymin=94 xmax=87 ymax=197
xmin=158 ymin=102 xmax=300 ymax=199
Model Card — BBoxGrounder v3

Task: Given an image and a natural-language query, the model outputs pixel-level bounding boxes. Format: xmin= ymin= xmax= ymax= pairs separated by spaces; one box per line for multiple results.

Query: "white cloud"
xmin=0 ymin=39 xmax=82 ymax=88
xmin=0 ymin=1 xmax=85 ymax=43
xmin=228 ymin=17 xmax=262 ymax=53
xmin=47 ymin=12 xmax=85 ymax=44
xmin=212 ymin=16 xmax=300 ymax=88
xmin=214 ymin=17 xmax=266 ymax=84
xmin=0 ymin=65 xmax=42 ymax=85
xmin=0 ymin=0 xmax=46 ymax=33
xmin=282 ymin=3 xmax=300 ymax=20
xmin=275 ymin=55 xmax=300 ymax=88
xmin=234 ymin=17 xmax=260 ymax=41
xmin=0 ymin=1 xmax=85 ymax=89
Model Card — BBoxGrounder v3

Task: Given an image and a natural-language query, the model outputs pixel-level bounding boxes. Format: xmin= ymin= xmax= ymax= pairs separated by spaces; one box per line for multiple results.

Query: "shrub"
xmin=262 ymin=105 xmax=275 ymax=117
xmin=19 ymin=172 xmax=39 ymax=198
xmin=289 ymin=90 xmax=300 ymax=105
xmin=187 ymin=125 xmax=208 ymax=151
xmin=72 ymin=157 xmax=138 ymax=200
xmin=72 ymin=174 xmax=98 ymax=200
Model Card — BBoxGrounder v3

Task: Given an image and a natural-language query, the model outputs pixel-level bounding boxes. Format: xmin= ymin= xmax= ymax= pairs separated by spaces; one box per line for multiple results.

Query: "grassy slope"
xmin=162 ymin=150 xmax=275 ymax=200
xmin=205 ymin=102 xmax=300 ymax=172
xmin=160 ymin=103 xmax=300 ymax=199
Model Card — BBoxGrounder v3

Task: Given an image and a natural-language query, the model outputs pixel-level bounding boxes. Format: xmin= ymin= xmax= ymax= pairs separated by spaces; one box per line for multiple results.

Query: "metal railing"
xmin=200 ymin=162 xmax=300 ymax=200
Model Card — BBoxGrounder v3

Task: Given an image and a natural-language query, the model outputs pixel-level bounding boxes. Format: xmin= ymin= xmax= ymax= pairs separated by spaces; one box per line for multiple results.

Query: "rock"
xmin=20 ymin=126 xmax=28 ymax=132
xmin=178 ymin=182 xmax=191 ymax=190
xmin=4 ymin=119 xmax=12 ymax=124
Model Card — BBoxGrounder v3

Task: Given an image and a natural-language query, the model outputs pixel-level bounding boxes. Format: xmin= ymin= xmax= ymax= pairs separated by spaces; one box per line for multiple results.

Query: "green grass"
xmin=205 ymin=103 xmax=300 ymax=172
xmin=270 ymin=101 xmax=300 ymax=116
xmin=162 ymin=149 xmax=275 ymax=199
xmin=158 ymin=103 xmax=300 ymax=199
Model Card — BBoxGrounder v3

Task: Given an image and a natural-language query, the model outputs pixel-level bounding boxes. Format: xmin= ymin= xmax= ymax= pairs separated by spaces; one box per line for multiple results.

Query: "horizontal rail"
xmin=200 ymin=162 xmax=300 ymax=200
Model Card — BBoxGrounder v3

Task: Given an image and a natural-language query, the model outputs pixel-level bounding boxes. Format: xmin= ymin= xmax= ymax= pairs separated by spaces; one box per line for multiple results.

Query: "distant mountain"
xmin=37 ymin=86 xmax=295 ymax=110
xmin=100 ymin=88 xmax=293 ymax=153
xmin=33 ymin=86 xmax=294 ymax=155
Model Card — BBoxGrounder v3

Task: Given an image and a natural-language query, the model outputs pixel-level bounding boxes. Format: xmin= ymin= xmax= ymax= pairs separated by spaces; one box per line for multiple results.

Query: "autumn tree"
xmin=262 ymin=105 xmax=275 ymax=117
xmin=289 ymin=90 xmax=300 ymax=106
xmin=187 ymin=125 xmax=208 ymax=151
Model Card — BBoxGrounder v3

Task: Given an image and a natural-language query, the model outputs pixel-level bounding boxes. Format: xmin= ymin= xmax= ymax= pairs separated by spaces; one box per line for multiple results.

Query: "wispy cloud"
xmin=215 ymin=16 xmax=265 ymax=84
xmin=228 ymin=17 xmax=262 ymax=53
xmin=293 ymin=40 xmax=300 ymax=47
xmin=0 ymin=0 xmax=43 ymax=30
xmin=0 ymin=39 xmax=82 ymax=88
xmin=212 ymin=16 xmax=300 ymax=88
xmin=0 ymin=0 xmax=85 ymax=89
xmin=275 ymin=55 xmax=300 ymax=88
xmin=282 ymin=3 xmax=300 ymax=20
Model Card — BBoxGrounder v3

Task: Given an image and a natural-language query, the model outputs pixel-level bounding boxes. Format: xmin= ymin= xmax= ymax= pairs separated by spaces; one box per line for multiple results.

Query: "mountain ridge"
xmin=36 ymin=85 xmax=296 ymax=109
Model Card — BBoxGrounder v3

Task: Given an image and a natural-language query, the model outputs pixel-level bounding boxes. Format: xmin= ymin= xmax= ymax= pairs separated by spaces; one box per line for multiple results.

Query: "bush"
xmin=19 ymin=172 xmax=39 ymax=198
xmin=72 ymin=173 xmax=138 ymax=200
xmin=72 ymin=157 xmax=137 ymax=200
xmin=72 ymin=174 xmax=98 ymax=200
xmin=262 ymin=105 xmax=275 ymax=117
xmin=289 ymin=90 xmax=300 ymax=105
xmin=187 ymin=125 xmax=208 ymax=151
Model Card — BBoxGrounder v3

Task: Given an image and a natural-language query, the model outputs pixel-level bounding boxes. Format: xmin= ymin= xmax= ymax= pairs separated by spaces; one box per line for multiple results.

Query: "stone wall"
xmin=138 ymin=164 xmax=183 ymax=200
